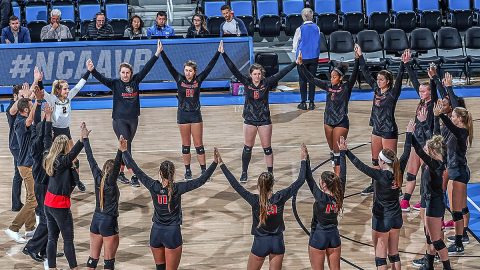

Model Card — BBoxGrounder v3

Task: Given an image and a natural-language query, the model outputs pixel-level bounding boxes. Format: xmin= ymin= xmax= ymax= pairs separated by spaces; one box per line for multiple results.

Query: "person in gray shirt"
xmin=123 ymin=15 xmax=146 ymax=38
xmin=40 ymin=9 xmax=73 ymax=41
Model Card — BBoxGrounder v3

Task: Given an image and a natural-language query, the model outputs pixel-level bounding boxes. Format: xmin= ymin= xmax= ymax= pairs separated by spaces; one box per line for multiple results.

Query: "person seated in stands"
xmin=186 ymin=14 xmax=209 ymax=38
xmin=147 ymin=11 xmax=175 ymax=37
xmin=1 ymin=15 xmax=30 ymax=43
xmin=40 ymin=9 xmax=73 ymax=41
xmin=219 ymin=4 xmax=247 ymax=37
xmin=85 ymin=12 xmax=114 ymax=39
xmin=124 ymin=15 xmax=146 ymax=38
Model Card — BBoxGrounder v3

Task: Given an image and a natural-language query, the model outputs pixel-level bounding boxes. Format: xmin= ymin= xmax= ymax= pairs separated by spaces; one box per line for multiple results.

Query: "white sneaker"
xmin=4 ymin=229 xmax=27 ymax=244
xmin=25 ymin=229 xmax=36 ymax=238
xmin=43 ymin=259 xmax=49 ymax=270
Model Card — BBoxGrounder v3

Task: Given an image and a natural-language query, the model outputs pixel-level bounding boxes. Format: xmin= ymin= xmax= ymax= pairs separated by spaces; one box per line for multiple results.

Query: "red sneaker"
xmin=400 ymin=199 xmax=411 ymax=212
xmin=443 ymin=220 xmax=455 ymax=230
xmin=412 ymin=202 xmax=422 ymax=211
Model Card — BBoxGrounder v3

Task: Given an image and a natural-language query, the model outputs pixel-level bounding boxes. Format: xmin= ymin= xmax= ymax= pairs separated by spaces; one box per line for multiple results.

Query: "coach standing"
xmin=292 ymin=8 xmax=320 ymax=110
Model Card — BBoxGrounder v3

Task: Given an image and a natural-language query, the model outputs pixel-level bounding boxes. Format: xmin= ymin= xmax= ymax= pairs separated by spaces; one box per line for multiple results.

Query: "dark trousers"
xmin=10 ymin=148 xmax=23 ymax=210
xmin=112 ymin=118 xmax=139 ymax=168
xmin=25 ymin=183 xmax=48 ymax=255
xmin=298 ymin=59 xmax=318 ymax=102
xmin=45 ymin=206 xmax=77 ymax=269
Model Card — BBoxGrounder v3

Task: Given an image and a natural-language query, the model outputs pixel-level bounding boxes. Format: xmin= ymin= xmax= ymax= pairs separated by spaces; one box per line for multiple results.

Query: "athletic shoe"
xmin=130 ymin=175 xmax=140 ymax=187
xmin=308 ymin=102 xmax=316 ymax=110
xmin=412 ymin=202 xmax=422 ymax=211
xmin=240 ymin=171 xmax=248 ymax=183
xmin=447 ymin=244 xmax=464 ymax=255
xmin=4 ymin=229 xmax=27 ymax=244
xmin=117 ymin=172 xmax=130 ymax=184
xmin=400 ymin=199 xmax=411 ymax=212
xmin=185 ymin=169 xmax=193 ymax=181
xmin=297 ymin=102 xmax=307 ymax=110
xmin=443 ymin=220 xmax=455 ymax=230
xmin=25 ymin=229 xmax=36 ymax=238
xmin=77 ymin=180 xmax=86 ymax=192
xmin=361 ymin=184 xmax=374 ymax=196
xmin=447 ymin=235 xmax=470 ymax=244
xmin=23 ymin=246 xmax=44 ymax=262
xmin=412 ymin=256 xmax=426 ymax=267
xmin=11 ymin=203 xmax=24 ymax=212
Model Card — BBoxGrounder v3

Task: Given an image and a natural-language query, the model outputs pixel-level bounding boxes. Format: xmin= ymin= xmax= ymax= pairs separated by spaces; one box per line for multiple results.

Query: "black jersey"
xmin=47 ymin=140 xmax=84 ymax=197
xmin=222 ymin=53 xmax=296 ymax=124
xmin=220 ymin=161 xmax=306 ymax=236
xmin=123 ymin=151 xmax=217 ymax=225
xmin=299 ymin=59 xmax=359 ymax=126
xmin=359 ymin=56 xmax=404 ymax=134
xmin=6 ymin=100 xmax=19 ymax=150
xmin=307 ymin=151 xmax=346 ymax=229
xmin=32 ymin=120 xmax=52 ymax=185
xmin=84 ymin=139 xmax=122 ymax=217
xmin=346 ymin=132 xmax=412 ymax=218
xmin=161 ymin=51 xmax=220 ymax=112
xmin=437 ymin=114 xmax=468 ymax=168
xmin=412 ymin=136 xmax=445 ymax=199
xmin=91 ymin=55 xmax=159 ymax=120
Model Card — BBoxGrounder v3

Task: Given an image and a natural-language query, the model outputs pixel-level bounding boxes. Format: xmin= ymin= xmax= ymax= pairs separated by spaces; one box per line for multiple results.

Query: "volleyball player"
xmin=159 ymin=40 xmax=221 ymax=180
xmin=357 ymin=47 xmax=409 ymax=196
xmin=341 ymin=120 xmax=415 ymax=270
xmin=221 ymin=46 xmax=297 ymax=182
xmin=120 ymin=138 xmax=218 ymax=270
xmin=84 ymin=135 xmax=122 ymax=270
xmin=87 ymin=40 xmax=162 ymax=187
xmin=306 ymin=141 xmax=346 ymax=270
xmin=296 ymin=45 xmax=359 ymax=175
xmin=217 ymin=145 xmax=307 ymax=270
xmin=43 ymin=122 xmax=90 ymax=270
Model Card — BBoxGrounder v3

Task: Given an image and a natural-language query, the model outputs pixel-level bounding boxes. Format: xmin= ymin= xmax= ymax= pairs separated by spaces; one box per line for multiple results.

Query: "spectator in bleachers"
xmin=292 ymin=8 xmax=320 ymax=110
xmin=219 ymin=5 xmax=247 ymax=37
xmin=85 ymin=12 xmax=114 ymax=39
xmin=124 ymin=15 xmax=146 ymax=38
xmin=40 ymin=9 xmax=73 ymax=41
xmin=0 ymin=0 xmax=13 ymax=29
xmin=186 ymin=14 xmax=209 ymax=38
xmin=1 ymin=15 xmax=30 ymax=43
xmin=147 ymin=11 xmax=175 ymax=37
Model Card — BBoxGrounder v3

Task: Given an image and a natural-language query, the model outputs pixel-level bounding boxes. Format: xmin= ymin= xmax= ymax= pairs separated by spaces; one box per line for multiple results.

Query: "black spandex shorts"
xmin=251 ymin=234 xmax=285 ymax=257
xmin=244 ymin=119 xmax=272 ymax=127
xmin=426 ymin=195 xmax=446 ymax=218
xmin=149 ymin=223 xmax=182 ymax=249
xmin=372 ymin=215 xmax=403 ymax=233
xmin=89 ymin=212 xmax=119 ymax=237
xmin=52 ymin=127 xmax=72 ymax=140
xmin=326 ymin=116 xmax=349 ymax=129
xmin=372 ymin=129 xmax=398 ymax=140
xmin=448 ymin=166 xmax=470 ymax=184
xmin=309 ymin=226 xmax=341 ymax=250
xmin=177 ymin=110 xmax=203 ymax=124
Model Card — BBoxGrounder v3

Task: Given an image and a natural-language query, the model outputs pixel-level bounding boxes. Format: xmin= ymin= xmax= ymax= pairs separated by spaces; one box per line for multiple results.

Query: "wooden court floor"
xmin=0 ymin=98 xmax=479 ymax=269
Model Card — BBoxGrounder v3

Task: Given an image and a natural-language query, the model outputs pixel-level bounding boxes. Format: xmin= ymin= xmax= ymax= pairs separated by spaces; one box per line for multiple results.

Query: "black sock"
xmin=200 ymin=164 xmax=206 ymax=172
xmin=463 ymin=227 xmax=468 ymax=237
xmin=185 ymin=164 xmax=191 ymax=171
xmin=242 ymin=148 xmax=252 ymax=173
xmin=442 ymin=260 xmax=452 ymax=270
xmin=156 ymin=264 xmax=166 ymax=270
xmin=267 ymin=167 xmax=273 ymax=173
xmin=426 ymin=254 xmax=435 ymax=269
xmin=455 ymin=234 xmax=463 ymax=247
xmin=403 ymin=193 xmax=412 ymax=201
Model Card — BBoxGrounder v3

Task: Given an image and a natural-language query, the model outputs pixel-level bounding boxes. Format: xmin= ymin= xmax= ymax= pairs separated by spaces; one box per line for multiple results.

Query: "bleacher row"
xmin=203 ymin=0 xmax=480 ymax=37
xmin=12 ymin=0 xmax=128 ymax=42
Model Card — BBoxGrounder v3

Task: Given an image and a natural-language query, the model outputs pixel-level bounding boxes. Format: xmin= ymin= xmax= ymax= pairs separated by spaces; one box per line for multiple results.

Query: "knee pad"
xmin=182 ymin=145 xmax=191 ymax=155
xmin=263 ymin=146 xmax=273 ymax=156
xmin=156 ymin=264 xmax=166 ymax=270
xmin=406 ymin=173 xmax=416 ymax=182
xmin=243 ymin=145 xmax=253 ymax=154
xmin=426 ymin=234 xmax=432 ymax=244
xmin=388 ymin=254 xmax=400 ymax=263
xmin=452 ymin=211 xmax=463 ymax=222
xmin=195 ymin=145 xmax=205 ymax=155
xmin=333 ymin=153 xmax=341 ymax=166
xmin=375 ymin=257 xmax=387 ymax=267
xmin=462 ymin=207 xmax=469 ymax=215
xmin=104 ymin=258 xmax=115 ymax=269
xmin=86 ymin=257 xmax=99 ymax=269
xmin=372 ymin=159 xmax=379 ymax=166
xmin=433 ymin=240 xmax=446 ymax=251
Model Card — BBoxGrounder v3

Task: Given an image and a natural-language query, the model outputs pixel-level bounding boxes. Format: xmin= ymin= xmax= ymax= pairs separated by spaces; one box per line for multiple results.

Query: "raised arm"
xmin=265 ymin=61 xmax=297 ymax=87
xmin=298 ymin=64 xmax=329 ymax=90
xmin=160 ymin=50 xmax=182 ymax=82
xmin=439 ymin=114 xmax=465 ymax=138
xmin=91 ymin=69 xmax=115 ymax=89
xmin=305 ymin=159 xmax=328 ymax=203
xmin=345 ymin=150 xmax=383 ymax=180
xmin=222 ymin=52 xmax=250 ymax=86
xmin=220 ymin=163 xmax=256 ymax=205
xmin=56 ymin=140 xmax=84 ymax=170
xmin=406 ymin=63 xmax=420 ymax=95
xmin=392 ymin=62 xmax=405 ymax=100
xmin=197 ymin=51 xmax=221 ymax=82
xmin=399 ymin=132 xmax=412 ymax=172
xmin=83 ymin=138 xmax=102 ymax=182
xmin=277 ymin=160 xmax=306 ymax=203
xmin=67 ymin=71 xmax=90 ymax=99
xmin=339 ymin=151 xmax=347 ymax=189
xmin=177 ymin=161 xmax=217 ymax=194
xmin=346 ymin=59 xmax=359 ymax=91
xmin=108 ymin=150 xmax=122 ymax=186
xmin=122 ymin=150 xmax=161 ymax=193
xmin=411 ymin=135 xmax=436 ymax=168
xmin=134 ymin=40 xmax=162 ymax=82
xmin=358 ymin=55 xmax=377 ymax=88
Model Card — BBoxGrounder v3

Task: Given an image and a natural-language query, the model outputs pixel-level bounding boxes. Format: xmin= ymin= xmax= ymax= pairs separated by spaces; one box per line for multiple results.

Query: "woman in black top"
xmin=86 ymin=40 xmax=162 ymax=187
xmin=411 ymin=135 xmax=453 ymax=270
xmin=84 ymin=135 xmax=122 ymax=270
xmin=340 ymin=120 xmax=415 ymax=270
xmin=357 ymin=47 xmax=408 ymax=196
xmin=121 ymin=138 xmax=218 ymax=270
xmin=221 ymin=45 xmax=297 ymax=183
xmin=159 ymin=40 xmax=221 ymax=180
xmin=217 ymin=145 xmax=306 ymax=270
xmin=186 ymin=14 xmax=209 ymax=38
xmin=296 ymin=46 xmax=359 ymax=176
xmin=433 ymin=101 xmax=473 ymax=255
xmin=306 ymin=146 xmax=346 ymax=270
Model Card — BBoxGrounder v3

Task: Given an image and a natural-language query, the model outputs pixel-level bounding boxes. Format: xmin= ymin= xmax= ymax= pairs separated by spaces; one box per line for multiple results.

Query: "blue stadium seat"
xmin=356 ymin=30 xmax=386 ymax=69
xmin=339 ymin=0 xmax=364 ymax=34
xmin=12 ymin=2 xmax=21 ymax=21
xmin=436 ymin=27 xmax=468 ymax=80
xmin=410 ymin=27 xmax=442 ymax=75
xmin=474 ymin=0 xmax=480 ymax=26
xmin=230 ymin=1 xmax=254 ymax=36
xmin=282 ymin=0 xmax=304 ymax=36
xmin=25 ymin=5 xmax=48 ymax=42
xmin=106 ymin=4 xmax=129 ymax=35
xmin=383 ymin=28 xmax=409 ymax=70
xmin=391 ymin=0 xmax=416 ymax=33
xmin=79 ymin=4 xmax=101 ymax=35
xmin=78 ymin=0 xmax=100 ymax=4
xmin=104 ymin=0 xmax=127 ymax=3
xmin=204 ymin=1 xmax=225 ymax=36
xmin=417 ymin=0 xmax=442 ymax=32
xmin=365 ymin=0 xmax=389 ymax=34
xmin=256 ymin=0 xmax=281 ymax=37
xmin=465 ymin=27 xmax=480 ymax=83
xmin=317 ymin=32 xmax=331 ymax=77
xmin=314 ymin=0 xmax=338 ymax=35
xmin=51 ymin=0 xmax=75 ymax=5
xmin=329 ymin=30 xmax=355 ymax=63
xmin=25 ymin=0 xmax=47 ymax=6
xmin=52 ymin=5 xmax=76 ymax=37
xmin=447 ymin=0 xmax=473 ymax=31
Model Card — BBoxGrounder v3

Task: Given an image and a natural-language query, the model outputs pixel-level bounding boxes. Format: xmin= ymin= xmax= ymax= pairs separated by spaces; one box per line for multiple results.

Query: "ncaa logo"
xmin=125 ymin=86 xmax=134 ymax=93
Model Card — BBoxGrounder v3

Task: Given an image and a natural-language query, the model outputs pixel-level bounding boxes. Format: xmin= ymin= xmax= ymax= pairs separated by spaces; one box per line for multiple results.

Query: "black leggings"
xmin=112 ymin=118 xmax=139 ymax=167
xmin=298 ymin=59 xmax=318 ymax=102
xmin=45 ymin=206 xmax=77 ymax=269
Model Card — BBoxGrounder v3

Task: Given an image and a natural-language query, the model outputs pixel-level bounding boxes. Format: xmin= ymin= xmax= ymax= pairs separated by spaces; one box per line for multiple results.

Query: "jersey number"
xmin=62 ymin=106 xmax=67 ymax=114
xmin=186 ymin=89 xmax=194 ymax=97
xmin=253 ymin=90 xmax=260 ymax=100
xmin=267 ymin=204 xmax=277 ymax=215
xmin=325 ymin=203 xmax=337 ymax=214
xmin=157 ymin=195 xmax=168 ymax=205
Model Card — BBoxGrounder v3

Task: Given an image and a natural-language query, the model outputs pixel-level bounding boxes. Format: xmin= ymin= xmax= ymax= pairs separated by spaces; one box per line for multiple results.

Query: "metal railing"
xmin=167 ymin=0 xmax=174 ymax=24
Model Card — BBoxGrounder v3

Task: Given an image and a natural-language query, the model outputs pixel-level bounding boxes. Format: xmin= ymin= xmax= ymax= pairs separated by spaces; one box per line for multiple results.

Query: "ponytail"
xmin=320 ymin=171 xmax=344 ymax=213
xmin=257 ymin=172 xmax=274 ymax=227
xmin=382 ymin=149 xmax=402 ymax=188
xmin=99 ymin=159 xmax=115 ymax=211
xmin=99 ymin=174 xmax=106 ymax=210
xmin=160 ymin=161 xmax=175 ymax=213
xmin=454 ymin=107 xmax=474 ymax=147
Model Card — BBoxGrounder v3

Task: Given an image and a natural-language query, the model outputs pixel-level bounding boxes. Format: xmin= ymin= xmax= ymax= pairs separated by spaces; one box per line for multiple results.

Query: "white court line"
xmin=467 ymin=196 xmax=480 ymax=212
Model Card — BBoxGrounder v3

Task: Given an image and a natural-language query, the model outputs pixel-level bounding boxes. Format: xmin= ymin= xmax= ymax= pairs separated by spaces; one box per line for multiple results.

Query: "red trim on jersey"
xmin=44 ymin=191 xmax=71 ymax=208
